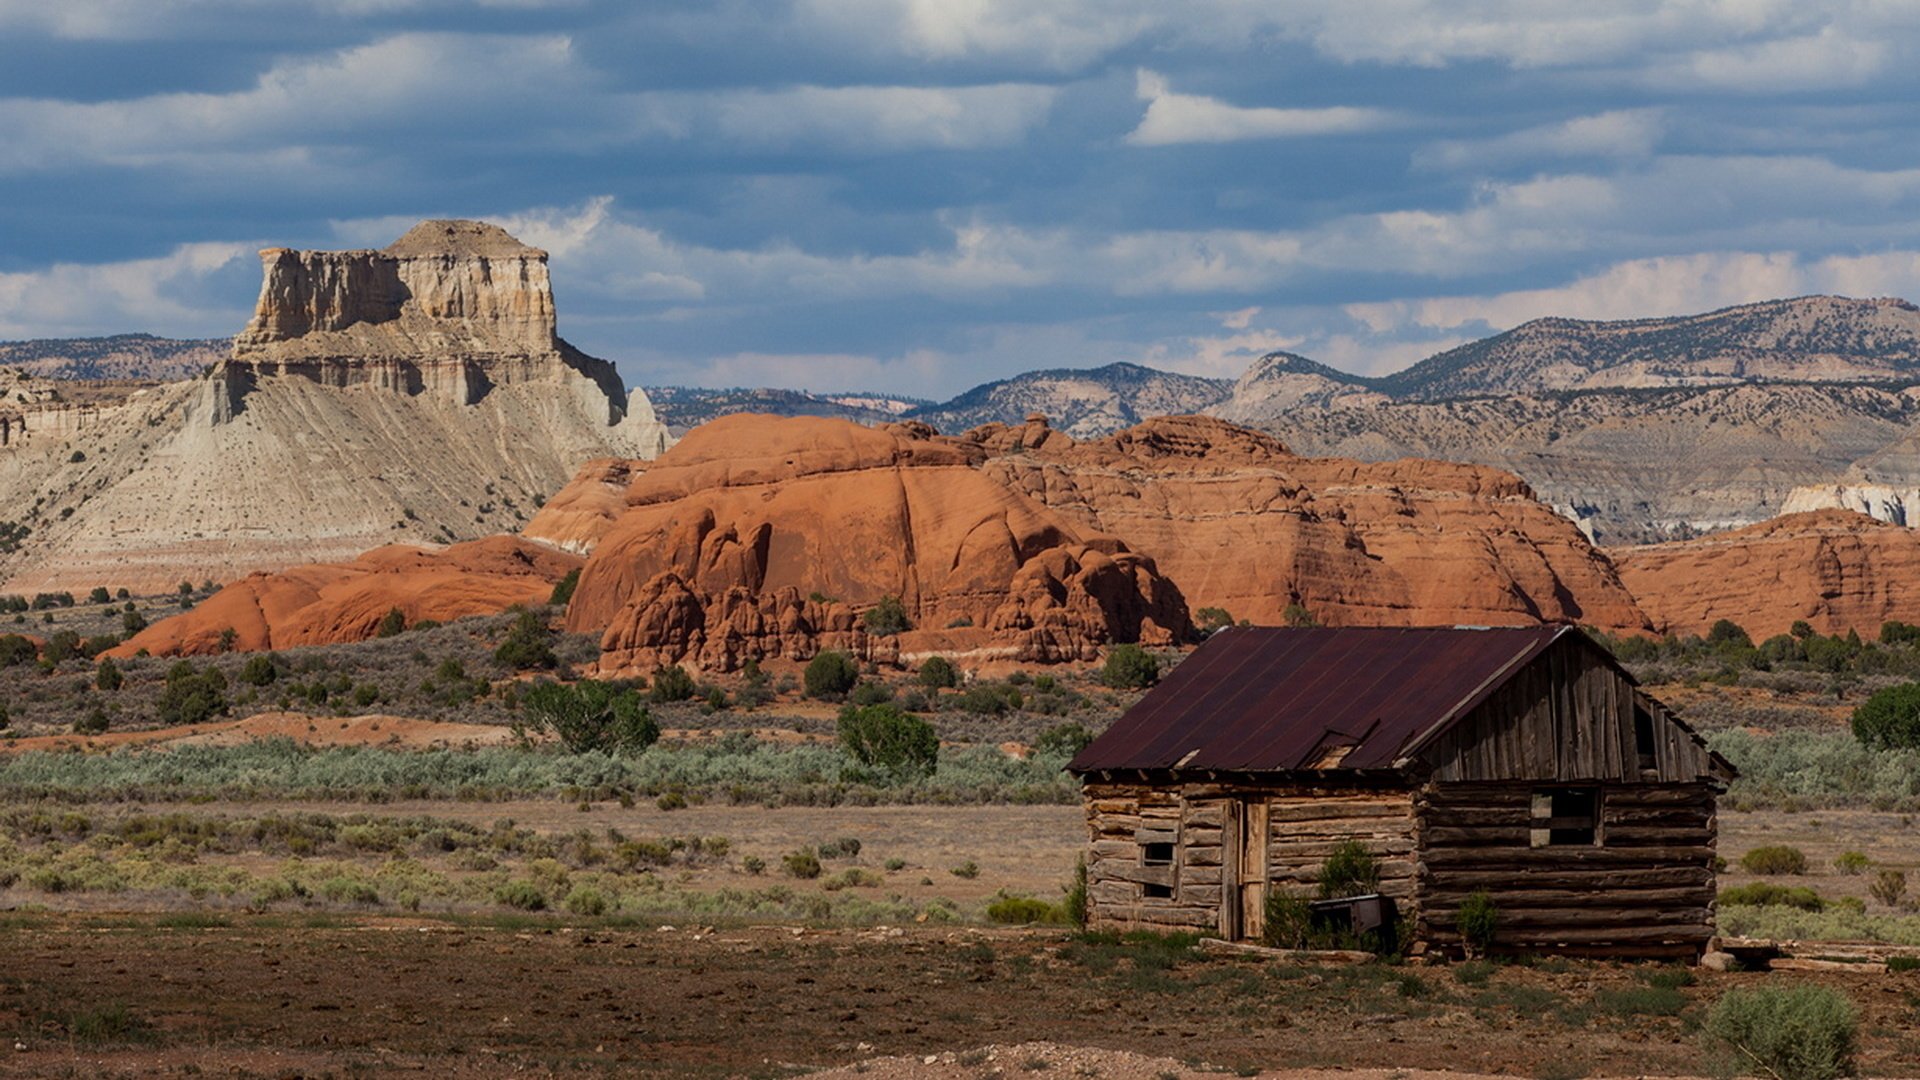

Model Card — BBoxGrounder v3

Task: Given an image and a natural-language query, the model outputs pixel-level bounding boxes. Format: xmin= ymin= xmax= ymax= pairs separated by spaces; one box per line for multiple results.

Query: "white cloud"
xmin=0 ymin=242 xmax=256 ymax=339
xmin=1417 ymin=109 xmax=1666 ymax=170
xmin=1652 ymin=24 xmax=1890 ymax=91
xmin=0 ymin=0 xmax=580 ymax=39
xmin=702 ymin=83 xmax=1058 ymax=151
xmin=1126 ymin=70 xmax=1392 ymax=146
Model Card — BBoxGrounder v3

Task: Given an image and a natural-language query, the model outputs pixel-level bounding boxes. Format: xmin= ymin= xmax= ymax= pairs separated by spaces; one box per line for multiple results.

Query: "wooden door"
xmin=1219 ymin=798 xmax=1269 ymax=941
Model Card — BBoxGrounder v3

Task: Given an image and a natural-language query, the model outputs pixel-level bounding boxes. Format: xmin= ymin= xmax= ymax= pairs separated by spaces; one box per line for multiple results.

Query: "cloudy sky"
xmin=4 ymin=1 xmax=1920 ymax=397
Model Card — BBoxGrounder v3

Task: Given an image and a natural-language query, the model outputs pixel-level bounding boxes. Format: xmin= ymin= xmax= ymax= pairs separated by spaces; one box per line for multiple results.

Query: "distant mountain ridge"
xmin=908 ymin=361 xmax=1232 ymax=439
xmin=0 ymin=333 xmax=229 ymax=382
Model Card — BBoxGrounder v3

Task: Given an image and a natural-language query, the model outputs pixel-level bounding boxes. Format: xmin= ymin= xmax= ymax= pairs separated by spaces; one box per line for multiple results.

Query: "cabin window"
xmin=1530 ymin=787 xmax=1600 ymax=847
xmin=1141 ymin=841 xmax=1175 ymax=898
xmin=1634 ymin=705 xmax=1659 ymax=772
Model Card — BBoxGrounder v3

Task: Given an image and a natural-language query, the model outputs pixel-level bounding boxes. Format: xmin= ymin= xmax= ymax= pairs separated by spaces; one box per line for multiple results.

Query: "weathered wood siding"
xmin=1421 ymin=636 xmax=1718 ymax=783
xmin=1082 ymin=780 xmax=1416 ymax=938
xmin=1414 ymin=781 xmax=1718 ymax=958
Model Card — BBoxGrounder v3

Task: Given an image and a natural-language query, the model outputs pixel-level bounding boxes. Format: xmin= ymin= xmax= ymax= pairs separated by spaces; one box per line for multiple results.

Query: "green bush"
xmin=1869 ymin=869 xmax=1907 ymax=908
xmin=156 ymin=661 xmax=228 ymax=726
xmin=492 ymin=609 xmax=557 ymax=671
xmin=563 ymin=885 xmax=609 ymax=916
xmin=816 ymin=836 xmax=862 ymax=859
xmin=1063 ymin=855 xmax=1088 ymax=928
xmin=94 ymin=657 xmax=123 ymax=693
xmin=837 ymin=703 xmax=938 ymax=780
xmin=848 ymin=681 xmax=893 ymax=707
xmin=516 ymin=680 xmax=658 ymax=756
xmin=863 ymin=595 xmax=911 ymax=637
xmin=1834 ymin=850 xmax=1872 ymax=875
xmin=239 ymin=654 xmax=278 ymax=687
xmin=1852 ymin=681 xmax=1920 ymax=749
xmin=1457 ymin=892 xmax=1499 ymax=957
xmin=375 ymin=607 xmax=406 ymax=639
xmin=1702 ymin=985 xmax=1857 ymax=1080
xmin=1316 ymin=839 xmax=1381 ymax=899
xmin=88 ymin=587 xmax=111 ymax=605
xmin=1100 ymin=644 xmax=1159 ymax=689
xmin=494 ymin=880 xmax=547 ymax=911
xmin=548 ymin=567 xmax=581 ymax=607
xmin=918 ymin=655 xmax=958 ymax=689
xmin=72 ymin=706 xmax=110 ymax=735
xmin=804 ymin=650 xmax=859 ymax=700
xmin=1261 ymin=891 xmax=1314 ymax=949
xmin=1193 ymin=606 xmax=1235 ymax=635
xmin=648 ymin=665 xmax=696 ymax=703
xmin=986 ymin=894 xmax=1062 ymax=925
xmin=1719 ymin=883 xmax=1825 ymax=911
xmin=782 ymin=848 xmax=823 ymax=879
xmin=0 ymin=634 xmax=36 ymax=667
xmin=1741 ymin=845 xmax=1810 ymax=875
xmin=1032 ymin=722 xmax=1095 ymax=758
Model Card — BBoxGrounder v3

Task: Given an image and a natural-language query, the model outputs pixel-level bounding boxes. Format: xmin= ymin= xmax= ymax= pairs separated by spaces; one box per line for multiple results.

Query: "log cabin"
xmin=1067 ymin=625 xmax=1735 ymax=959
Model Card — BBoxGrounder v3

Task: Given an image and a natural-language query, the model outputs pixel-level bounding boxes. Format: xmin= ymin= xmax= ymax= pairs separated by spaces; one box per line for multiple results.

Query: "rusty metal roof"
xmin=1068 ymin=625 xmax=1575 ymax=774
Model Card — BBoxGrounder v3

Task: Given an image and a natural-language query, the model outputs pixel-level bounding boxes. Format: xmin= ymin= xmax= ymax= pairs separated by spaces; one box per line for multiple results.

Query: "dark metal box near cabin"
xmin=1067 ymin=626 xmax=1735 ymax=958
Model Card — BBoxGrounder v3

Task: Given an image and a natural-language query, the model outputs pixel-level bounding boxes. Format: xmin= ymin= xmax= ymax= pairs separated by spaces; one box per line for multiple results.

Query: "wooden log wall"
xmin=1415 ymin=781 xmax=1718 ymax=958
xmin=1082 ymin=780 xmax=1418 ymax=938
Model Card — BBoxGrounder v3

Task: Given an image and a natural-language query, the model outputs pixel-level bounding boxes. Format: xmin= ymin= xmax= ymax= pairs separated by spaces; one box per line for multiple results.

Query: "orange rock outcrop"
xmin=972 ymin=415 xmax=1651 ymax=634
xmin=110 ymin=536 xmax=580 ymax=657
xmin=1614 ymin=509 xmax=1920 ymax=639
xmin=562 ymin=415 xmax=1189 ymax=673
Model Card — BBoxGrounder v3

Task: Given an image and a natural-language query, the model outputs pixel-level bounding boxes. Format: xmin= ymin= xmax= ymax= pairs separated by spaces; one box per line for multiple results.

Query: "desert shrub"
xmin=94 ymin=657 xmax=123 ymax=692
xmin=1193 ymin=606 xmax=1236 ymax=635
xmin=72 ymin=706 xmax=110 ymax=735
xmin=1100 ymin=644 xmax=1159 ymax=689
xmin=87 ymin=587 xmax=110 ymax=604
xmin=492 ymin=609 xmax=557 ymax=671
xmin=1282 ymin=603 xmax=1318 ymax=628
xmin=1032 ymin=722 xmax=1095 ymax=758
xmin=741 ymin=855 xmax=766 ymax=875
xmin=156 ymin=661 xmax=228 ymax=727
xmin=1261 ymin=892 xmax=1314 ymax=949
xmin=121 ymin=610 xmax=147 ymax=635
xmin=563 ymin=885 xmax=609 ymax=916
xmin=516 ymin=680 xmax=658 ymax=756
xmin=816 ymin=836 xmax=862 ymax=859
xmin=1851 ymin=682 xmax=1920 ymax=749
xmin=239 ymin=654 xmax=278 ymax=687
xmin=837 ymin=703 xmax=938 ymax=780
xmin=1316 ymin=840 xmax=1381 ymax=899
xmin=1883 ymin=620 xmax=1920 ymax=646
xmin=648 ymin=664 xmax=696 ymax=703
xmin=782 ymin=848 xmax=823 ymax=879
xmin=822 ymin=868 xmax=883 ymax=891
xmin=986 ymin=894 xmax=1060 ymax=925
xmin=0 ymin=702 xmax=8 ymax=730
xmin=1834 ymin=850 xmax=1872 ymax=875
xmin=1741 ymin=845 xmax=1810 ymax=875
xmin=918 ymin=655 xmax=958 ymax=689
xmin=951 ymin=682 xmax=1019 ymax=715
xmin=848 ymin=681 xmax=893 ymax=707
xmin=804 ymin=650 xmax=859 ymax=700
xmin=375 ymin=607 xmax=406 ymax=638
xmin=493 ymin=880 xmax=547 ymax=911
xmin=1719 ymin=883 xmax=1824 ymax=911
xmin=1707 ymin=619 xmax=1754 ymax=649
xmin=0 ymin=634 xmax=35 ymax=666
xmin=44 ymin=630 xmax=80 ymax=665
xmin=1870 ymin=869 xmax=1908 ymax=908
xmin=1063 ymin=855 xmax=1088 ymax=928
xmin=548 ymin=568 xmax=581 ymax=607
xmin=863 ymin=595 xmax=911 ymax=636
xmin=1702 ymin=985 xmax=1857 ymax=1080
xmin=1457 ymin=892 xmax=1499 ymax=957
xmin=950 ymin=860 xmax=980 ymax=879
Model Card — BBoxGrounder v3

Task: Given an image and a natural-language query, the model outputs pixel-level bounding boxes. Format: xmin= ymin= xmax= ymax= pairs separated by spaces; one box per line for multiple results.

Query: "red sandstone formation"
xmin=1614 ymin=509 xmax=1920 ymax=639
xmin=562 ymin=415 xmax=1189 ymax=673
xmin=109 ymin=536 xmax=580 ymax=657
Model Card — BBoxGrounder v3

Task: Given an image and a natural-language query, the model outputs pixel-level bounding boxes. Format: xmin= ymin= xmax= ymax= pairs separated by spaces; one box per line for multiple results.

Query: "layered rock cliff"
xmin=1613 ymin=509 xmax=1920 ymax=640
xmin=0 ymin=220 xmax=672 ymax=593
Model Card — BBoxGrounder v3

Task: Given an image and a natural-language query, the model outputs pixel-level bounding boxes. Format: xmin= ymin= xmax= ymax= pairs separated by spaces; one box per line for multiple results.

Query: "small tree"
xmin=1100 ymin=644 xmax=1159 ymax=689
xmin=918 ymin=655 xmax=958 ymax=690
xmin=156 ymin=661 xmax=229 ymax=726
xmin=649 ymin=664 xmax=697 ymax=703
xmin=1457 ymin=892 xmax=1499 ymax=959
xmin=548 ymin=567 xmax=581 ymax=607
xmin=1194 ymin=606 xmax=1235 ymax=635
xmin=1316 ymin=839 xmax=1381 ymax=899
xmin=94 ymin=657 xmax=123 ymax=693
xmin=0 ymin=634 xmax=35 ymax=667
xmin=1706 ymin=618 xmax=1753 ymax=649
xmin=493 ymin=609 xmax=558 ymax=671
xmin=1851 ymin=682 xmax=1920 ymax=749
xmin=837 ymin=702 xmax=938 ymax=780
xmin=88 ymin=587 xmax=111 ymax=605
xmin=239 ymin=654 xmax=279 ymax=687
xmin=805 ymin=650 xmax=859 ymax=700
xmin=863 ymin=595 xmax=912 ymax=637
xmin=1032 ymin=721 xmax=1095 ymax=758
xmin=121 ymin=609 xmax=148 ymax=636
xmin=375 ymin=607 xmax=407 ymax=638
xmin=516 ymin=680 xmax=658 ymax=755
xmin=1282 ymin=603 xmax=1319 ymax=628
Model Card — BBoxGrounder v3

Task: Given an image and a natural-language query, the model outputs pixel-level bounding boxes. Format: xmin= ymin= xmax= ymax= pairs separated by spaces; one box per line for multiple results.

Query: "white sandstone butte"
xmin=0 ymin=219 xmax=672 ymax=594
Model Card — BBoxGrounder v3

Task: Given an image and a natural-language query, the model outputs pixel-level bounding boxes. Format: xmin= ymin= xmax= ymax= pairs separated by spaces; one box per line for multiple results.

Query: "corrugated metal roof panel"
xmin=1068 ymin=625 xmax=1569 ymax=774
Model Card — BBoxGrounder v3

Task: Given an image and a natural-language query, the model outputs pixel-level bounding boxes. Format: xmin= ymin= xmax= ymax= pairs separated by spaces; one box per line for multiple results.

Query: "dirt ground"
xmin=6 ymin=919 xmax=1920 ymax=1079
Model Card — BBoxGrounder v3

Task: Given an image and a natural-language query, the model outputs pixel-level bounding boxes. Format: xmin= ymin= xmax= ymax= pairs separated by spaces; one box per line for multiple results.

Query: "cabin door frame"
xmin=1220 ymin=797 xmax=1269 ymax=941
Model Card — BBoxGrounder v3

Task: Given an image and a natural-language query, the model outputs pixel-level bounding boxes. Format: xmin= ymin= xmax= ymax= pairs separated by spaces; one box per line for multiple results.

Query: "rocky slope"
xmin=1613 ymin=509 xmax=1920 ymax=639
xmin=645 ymin=386 xmax=924 ymax=434
xmin=0 ymin=220 xmax=672 ymax=594
xmin=108 ymin=536 xmax=579 ymax=656
xmin=909 ymin=363 xmax=1231 ymax=440
xmin=973 ymin=414 xmax=1650 ymax=634
xmin=561 ymin=415 xmax=1190 ymax=673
